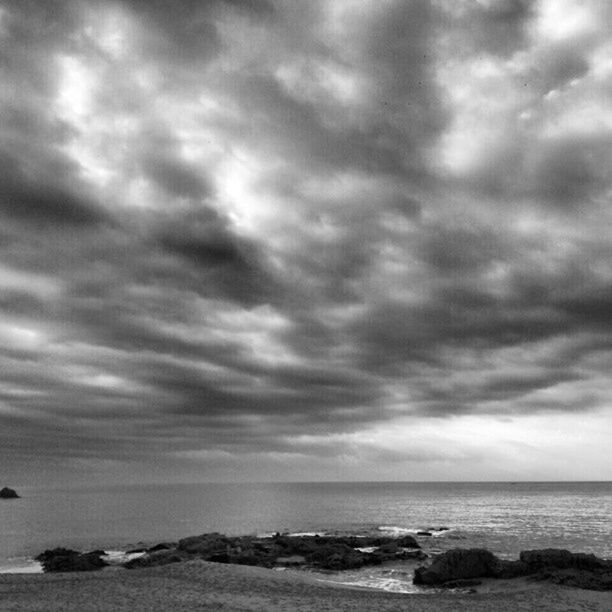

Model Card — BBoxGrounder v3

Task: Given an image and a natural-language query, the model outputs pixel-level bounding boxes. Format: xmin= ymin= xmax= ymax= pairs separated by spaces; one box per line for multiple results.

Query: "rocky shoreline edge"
xmin=35 ymin=533 xmax=612 ymax=591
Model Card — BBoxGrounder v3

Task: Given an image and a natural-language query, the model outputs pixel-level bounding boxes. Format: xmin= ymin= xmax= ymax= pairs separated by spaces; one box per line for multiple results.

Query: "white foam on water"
xmin=0 ymin=559 xmax=43 ymax=574
xmin=431 ymin=529 xmax=452 ymax=537
xmin=102 ymin=550 xmax=146 ymax=565
xmin=355 ymin=546 xmax=377 ymax=553
xmin=317 ymin=575 xmax=426 ymax=594
xmin=377 ymin=525 xmax=418 ymax=536
xmin=256 ymin=531 xmax=328 ymax=538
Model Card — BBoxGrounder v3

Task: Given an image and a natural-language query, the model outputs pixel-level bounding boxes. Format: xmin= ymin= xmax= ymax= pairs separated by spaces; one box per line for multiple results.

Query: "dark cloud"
xmin=0 ymin=153 xmax=110 ymax=226
xmin=117 ymin=0 xmax=275 ymax=71
xmin=0 ymin=0 xmax=610 ymax=483
xmin=444 ymin=0 xmax=535 ymax=57
xmin=420 ymin=223 xmax=508 ymax=273
xmin=524 ymin=134 xmax=612 ymax=208
xmin=530 ymin=44 xmax=590 ymax=93
xmin=142 ymin=155 xmax=211 ymax=199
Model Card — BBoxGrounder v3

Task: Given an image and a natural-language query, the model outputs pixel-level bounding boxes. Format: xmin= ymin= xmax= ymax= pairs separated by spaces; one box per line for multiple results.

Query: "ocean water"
xmin=1 ymin=481 xmax=610 ymax=591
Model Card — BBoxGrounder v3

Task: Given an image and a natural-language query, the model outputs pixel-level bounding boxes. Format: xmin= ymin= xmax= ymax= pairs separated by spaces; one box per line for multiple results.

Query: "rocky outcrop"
xmin=35 ymin=548 xmax=108 ymax=572
xmin=0 ymin=487 xmax=19 ymax=499
xmin=518 ymin=549 xmax=612 ymax=591
xmin=519 ymin=549 xmax=605 ymax=571
xmin=123 ymin=532 xmax=424 ymax=572
xmin=275 ymin=555 xmax=307 ymax=567
xmin=414 ymin=548 xmax=612 ymax=591
xmin=497 ymin=559 xmax=530 ymax=578
xmin=414 ymin=549 xmax=502 ymax=585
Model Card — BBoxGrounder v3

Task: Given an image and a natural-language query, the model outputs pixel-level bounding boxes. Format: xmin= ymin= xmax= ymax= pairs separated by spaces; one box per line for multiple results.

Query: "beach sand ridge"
xmin=0 ymin=560 xmax=610 ymax=611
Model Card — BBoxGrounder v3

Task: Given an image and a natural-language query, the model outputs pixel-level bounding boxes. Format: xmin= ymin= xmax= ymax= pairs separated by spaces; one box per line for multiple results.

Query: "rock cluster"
xmin=35 ymin=533 xmax=610 ymax=592
xmin=124 ymin=533 xmax=424 ymax=571
xmin=414 ymin=548 xmax=612 ymax=591
xmin=0 ymin=487 xmax=19 ymax=499
xmin=35 ymin=548 xmax=108 ymax=572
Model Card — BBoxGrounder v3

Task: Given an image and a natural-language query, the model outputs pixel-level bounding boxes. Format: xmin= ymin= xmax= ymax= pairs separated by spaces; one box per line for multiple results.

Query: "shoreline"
xmin=1 ymin=559 xmax=610 ymax=611
xmin=12 ymin=531 xmax=612 ymax=594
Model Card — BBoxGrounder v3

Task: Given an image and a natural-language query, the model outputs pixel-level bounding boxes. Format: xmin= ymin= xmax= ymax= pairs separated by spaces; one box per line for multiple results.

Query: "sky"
xmin=1 ymin=0 xmax=611 ymax=486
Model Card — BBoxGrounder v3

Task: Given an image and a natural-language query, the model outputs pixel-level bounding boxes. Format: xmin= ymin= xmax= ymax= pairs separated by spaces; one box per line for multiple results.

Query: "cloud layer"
xmin=1 ymin=0 xmax=611 ymax=484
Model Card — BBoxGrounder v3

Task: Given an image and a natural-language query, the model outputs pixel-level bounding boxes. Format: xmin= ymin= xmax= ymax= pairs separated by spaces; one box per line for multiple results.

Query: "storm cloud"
xmin=0 ymin=0 xmax=611 ymax=484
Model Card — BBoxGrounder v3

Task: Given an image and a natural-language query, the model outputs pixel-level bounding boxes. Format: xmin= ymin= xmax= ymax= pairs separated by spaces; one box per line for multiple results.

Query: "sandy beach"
xmin=0 ymin=560 xmax=609 ymax=612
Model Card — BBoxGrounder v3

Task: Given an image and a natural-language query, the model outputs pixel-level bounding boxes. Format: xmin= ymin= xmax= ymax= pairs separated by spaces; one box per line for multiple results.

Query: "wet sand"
xmin=0 ymin=560 xmax=610 ymax=611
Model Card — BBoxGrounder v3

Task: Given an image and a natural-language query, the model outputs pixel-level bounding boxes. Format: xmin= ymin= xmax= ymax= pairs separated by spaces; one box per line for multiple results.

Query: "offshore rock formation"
xmin=0 ymin=487 xmax=19 ymax=499
xmin=35 ymin=548 xmax=108 ymax=572
xmin=124 ymin=533 xmax=425 ymax=571
xmin=414 ymin=548 xmax=612 ymax=591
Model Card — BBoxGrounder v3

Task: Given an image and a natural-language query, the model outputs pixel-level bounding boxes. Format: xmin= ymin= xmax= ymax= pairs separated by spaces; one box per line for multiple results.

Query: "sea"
xmin=1 ymin=481 xmax=610 ymax=593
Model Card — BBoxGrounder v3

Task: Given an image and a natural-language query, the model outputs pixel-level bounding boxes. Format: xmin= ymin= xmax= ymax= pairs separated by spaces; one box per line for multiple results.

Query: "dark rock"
xmin=124 ymin=549 xmax=187 ymax=569
xmin=498 ymin=559 xmax=531 ymax=578
xmin=0 ymin=487 xmax=19 ymax=499
xmin=377 ymin=542 xmax=400 ymax=555
xmin=35 ymin=548 xmax=80 ymax=564
xmin=417 ymin=531 xmax=432 ymax=536
xmin=275 ymin=555 xmax=306 ymax=567
xmin=132 ymin=532 xmax=424 ymax=573
xmin=413 ymin=548 xmax=611 ymax=591
xmin=178 ymin=533 xmax=230 ymax=555
xmin=520 ymin=549 xmax=606 ymax=571
xmin=305 ymin=543 xmax=366 ymax=570
xmin=515 ymin=549 xmax=610 ymax=589
xmin=414 ymin=549 xmax=502 ymax=585
xmin=147 ymin=542 xmax=174 ymax=553
xmin=534 ymin=568 xmax=612 ymax=591
xmin=35 ymin=548 xmax=107 ymax=573
xmin=206 ymin=552 xmax=230 ymax=563
xmin=395 ymin=535 xmax=421 ymax=549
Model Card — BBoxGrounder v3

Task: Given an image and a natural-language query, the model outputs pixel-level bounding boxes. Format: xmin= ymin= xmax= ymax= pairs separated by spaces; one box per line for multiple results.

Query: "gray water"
xmin=1 ymin=481 xmax=610 ymax=585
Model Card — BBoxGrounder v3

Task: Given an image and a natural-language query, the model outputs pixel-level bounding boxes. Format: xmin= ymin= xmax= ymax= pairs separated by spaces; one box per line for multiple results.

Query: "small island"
xmin=0 ymin=487 xmax=20 ymax=499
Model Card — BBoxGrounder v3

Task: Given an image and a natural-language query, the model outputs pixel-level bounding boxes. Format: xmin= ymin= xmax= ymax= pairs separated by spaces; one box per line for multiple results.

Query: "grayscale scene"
xmin=0 ymin=1 xmax=610 ymax=610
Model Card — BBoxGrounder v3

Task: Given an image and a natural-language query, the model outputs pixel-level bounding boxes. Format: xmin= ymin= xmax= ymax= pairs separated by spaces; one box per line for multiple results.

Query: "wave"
xmin=0 ymin=558 xmax=42 ymax=574
xmin=316 ymin=567 xmax=433 ymax=595
xmin=377 ymin=525 xmax=452 ymax=538
xmin=377 ymin=525 xmax=419 ymax=536
xmin=256 ymin=531 xmax=328 ymax=538
xmin=102 ymin=551 xmax=146 ymax=565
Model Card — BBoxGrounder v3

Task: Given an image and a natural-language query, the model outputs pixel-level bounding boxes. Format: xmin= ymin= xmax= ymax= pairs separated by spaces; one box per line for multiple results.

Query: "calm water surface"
xmin=1 ymin=481 xmax=610 ymax=577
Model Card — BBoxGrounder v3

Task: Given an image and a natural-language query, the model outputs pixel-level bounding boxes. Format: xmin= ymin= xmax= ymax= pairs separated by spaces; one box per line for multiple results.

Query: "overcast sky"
xmin=1 ymin=0 xmax=611 ymax=486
